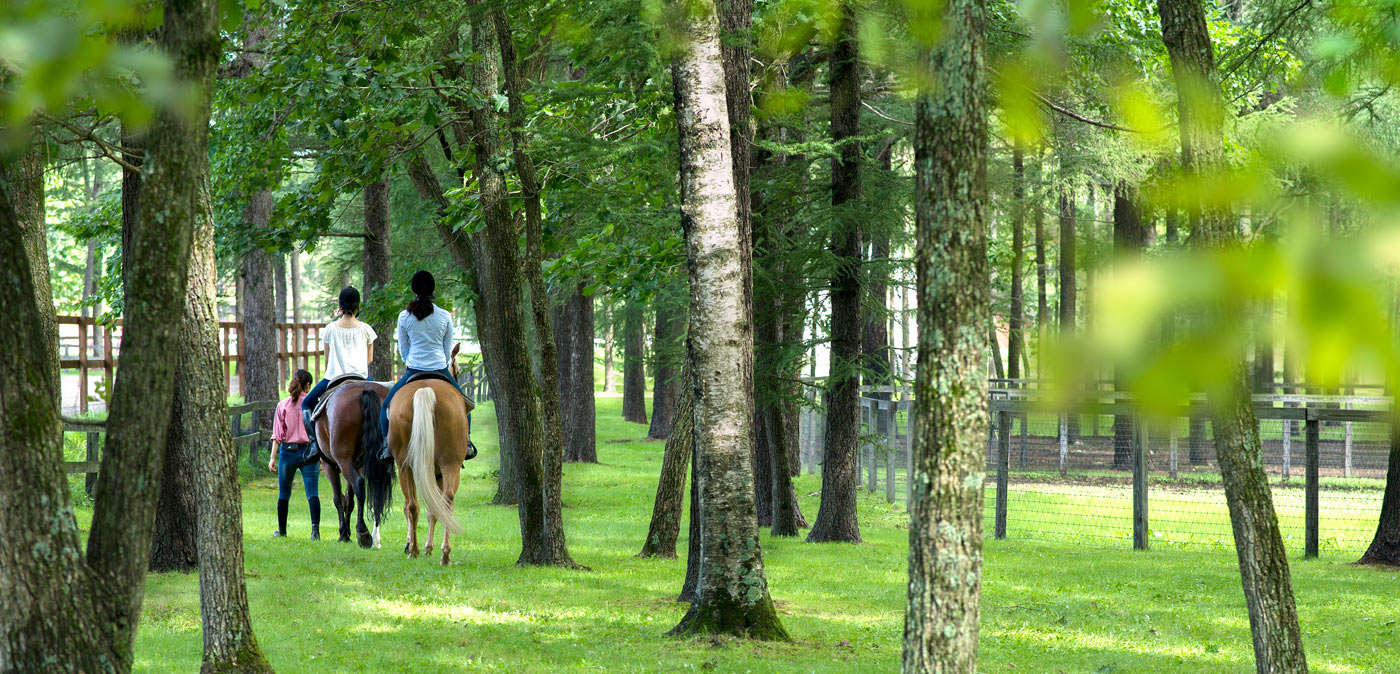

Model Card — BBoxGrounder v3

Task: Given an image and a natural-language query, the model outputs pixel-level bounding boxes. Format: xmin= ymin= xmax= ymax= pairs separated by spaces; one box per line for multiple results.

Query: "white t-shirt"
xmin=322 ymin=322 xmax=378 ymax=380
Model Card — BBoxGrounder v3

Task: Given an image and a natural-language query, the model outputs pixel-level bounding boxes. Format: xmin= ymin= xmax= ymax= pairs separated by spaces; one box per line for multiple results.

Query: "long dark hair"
xmin=291 ymin=369 xmax=313 ymax=401
xmin=407 ymin=269 xmax=435 ymax=320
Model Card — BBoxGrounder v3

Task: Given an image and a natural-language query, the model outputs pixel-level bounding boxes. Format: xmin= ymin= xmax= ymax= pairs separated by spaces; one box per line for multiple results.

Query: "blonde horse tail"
xmin=407 ymin=387 xmax=462 ymax=535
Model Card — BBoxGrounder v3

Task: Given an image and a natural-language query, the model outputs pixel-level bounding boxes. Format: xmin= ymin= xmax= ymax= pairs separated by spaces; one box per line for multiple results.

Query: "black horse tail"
xmin=361 ymin=389 xmax=394 ymax=527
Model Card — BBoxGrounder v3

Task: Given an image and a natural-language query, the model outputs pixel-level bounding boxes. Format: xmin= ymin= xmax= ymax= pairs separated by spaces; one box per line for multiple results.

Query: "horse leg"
xmin=398 ymin=467 xmax=419 ymax=558
xmin=328 ymin=464 xmax=351 ymax=543
xmin=439 ymin=466 xmax=460 ymax=567
xmin=425 ymin=512 xmax=436 ymax=556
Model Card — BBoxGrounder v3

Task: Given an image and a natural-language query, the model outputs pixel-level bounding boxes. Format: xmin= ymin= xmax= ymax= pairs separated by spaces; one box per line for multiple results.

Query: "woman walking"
xmin=269 ymin=369 xmax=322 ymax=539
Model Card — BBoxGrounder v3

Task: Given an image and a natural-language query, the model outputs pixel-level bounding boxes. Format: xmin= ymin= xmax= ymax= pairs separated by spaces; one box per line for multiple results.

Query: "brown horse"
xmin=312 ymin=381 xmax=396 ymax=548
xmin=388 ymin=375 xmax=474 ymax=566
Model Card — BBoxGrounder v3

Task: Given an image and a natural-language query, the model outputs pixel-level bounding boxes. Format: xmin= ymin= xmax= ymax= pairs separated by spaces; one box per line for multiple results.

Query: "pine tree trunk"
xmin=469 ymin=7 xmax=573 ymax=566
xmin=665 ymin=0 xmax=786 ymax=636
xmin=648 ymin=293 xmax=685 ymax=440
xmin=363 ymin=177 xmax=393 ymax=381
xmin=188 ymin=175 xmax=274 ymax=673
xmin=558 ymin=283 xmax=598 ymax=462
xmin=1358 ymin=412 xmax=1400 ymax=565
xmin=902 ymin=1 xmax=989 ymax=669
xmin=1158 ymin=0 xmax=1309 ymax=670
xmin=623 ymin=303 xmax=649 ymax=423
xmin=1009 ymin=148 xmax=1025 ymax=383
xmin=1057 ymin=184 xmax=1079 ymax=443
xmin=0 ymin=0 xmax=215 ymax=667
xmin=1034 ymin=159 xmax=1048 ymax=378
xmin=242 ymin=191 xmax=278 ymax=420
xmin=1111 ymin=181 xmax=1144 ymax=470
xmin=639 ymin=365 xmax=695 ymax=558
xmin=808 ymin=0 xmax=864 ymax=544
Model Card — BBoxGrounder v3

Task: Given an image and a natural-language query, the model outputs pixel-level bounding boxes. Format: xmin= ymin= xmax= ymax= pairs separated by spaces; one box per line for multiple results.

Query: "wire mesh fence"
xmin=797 ymin=389 xmax=1390 ymax=555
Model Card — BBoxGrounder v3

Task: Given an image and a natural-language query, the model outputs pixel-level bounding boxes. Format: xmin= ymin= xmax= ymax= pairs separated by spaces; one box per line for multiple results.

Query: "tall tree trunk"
xmin=9 ymin=139 xmax=58 ymax=409
xmin=1057 ymin=183 xmax=1079 ymax=443
xmin=808 ymin=0 xmax=864 ymax=544
xmin=469 ymin=8 xmax=573 ymax=567
xmin=1111 ymin=181 xmax=1144 ymax=470
xmin=403 ymin=150 xmax=520 ymax=506
xmin=863 ymin=143 xmax=892 ymax=390
xmin=188 ymin=173 xmax=274 ymax=673
xmin=1158 ymin=1 xmax=1309 ymax=670
xmin=1358 ymin=411 xmax=1400 ymax=565
xmin=648 ymin=291 xmax=685 ymax=440
xmin=639 ymin=364 xmax=695 ymax=558
xmin=666 ymin=0 xmax=786 ymax=638
xmin=1008 ymin=148 xmax=1025 ymax=383
xmin=0 ymin=0 xmax=214 ymax=666
xmin=557 ymin=283 xmax=598 ymax=462
xmin=903 ymin=0 xmax=989 ymax=668
xmin=623 ymin=303 xmax=649 ymax=423
xmin=493 ymin=9 xmax=576 ymax=566
xmin=1034 ymin=157 xmax=1047 ymax=378
xmin=241 ymin=192 xmax=277 ymax=419
xmin=603 ymin=317 xmax=615 ymax=393
xmin=363 ymin=177 xmax=392 ymax=381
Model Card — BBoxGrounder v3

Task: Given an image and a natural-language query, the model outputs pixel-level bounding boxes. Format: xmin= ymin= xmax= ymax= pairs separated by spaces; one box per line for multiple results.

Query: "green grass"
xmin=68 ymin=396 xmax=1400 ymax=673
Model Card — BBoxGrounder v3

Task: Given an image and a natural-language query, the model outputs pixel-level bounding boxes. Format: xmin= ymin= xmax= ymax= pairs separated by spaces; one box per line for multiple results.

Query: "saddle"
xmin=404 ymin=371 xmax=477 ymax=413
xmin=309 ymin=374 xmax=367 ymax=423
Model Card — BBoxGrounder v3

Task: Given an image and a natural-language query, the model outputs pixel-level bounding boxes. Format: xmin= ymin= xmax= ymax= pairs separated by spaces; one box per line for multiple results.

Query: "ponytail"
xmin=407 ymin=295 xmax=434 ymax=320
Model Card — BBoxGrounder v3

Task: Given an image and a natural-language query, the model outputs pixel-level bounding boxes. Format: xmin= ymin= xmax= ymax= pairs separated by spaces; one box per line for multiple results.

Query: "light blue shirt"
xmin=396 ymin=305 xmax=454 ymax=371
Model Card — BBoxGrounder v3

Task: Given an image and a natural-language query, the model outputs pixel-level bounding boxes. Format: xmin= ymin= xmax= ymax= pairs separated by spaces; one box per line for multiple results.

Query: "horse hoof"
xmin=440 ymin=556 xmax=450 ymax=567
xmin=357 ymin=534 xmax=373 ymax=548
xmin=425 ymin=545 xmax=434 ymax=555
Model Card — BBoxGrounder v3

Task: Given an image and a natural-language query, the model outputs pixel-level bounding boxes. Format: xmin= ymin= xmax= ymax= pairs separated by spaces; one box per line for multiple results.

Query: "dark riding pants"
xmin=277 ymin=443 xmax=321 ymax=499
xmin=302 ymin=378 xmax=331 ymax=414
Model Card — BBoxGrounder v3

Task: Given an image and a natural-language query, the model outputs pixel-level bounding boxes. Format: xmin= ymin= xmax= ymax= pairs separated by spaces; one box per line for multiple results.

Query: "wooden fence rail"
xmin=61 ymin=401 xmax=278 ymax=492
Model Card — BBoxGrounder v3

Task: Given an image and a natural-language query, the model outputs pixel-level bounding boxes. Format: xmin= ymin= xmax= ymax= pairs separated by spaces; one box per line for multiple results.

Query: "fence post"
xmin=1305 ymin=409 xmax=1320 ymax=559
xmin=1133 ymin=414 xmax=1149 ymax=551
xmin=995 ymin=408 xmax=1010 ymax=539
xmin=1058 ymin=413 xmax=1068 ymax=477
xmin=85 ymin=431 xmax=99 ymax=496
xmin=885 ymin=400 xmax=896 ymax=503
xmin=78 ymin=317 xmax=89 ymax=414
xmin=1168 ymin=420 xmax=1179 ymax=480
xmin=1282 ymin=418 xmax=1292 ymax=481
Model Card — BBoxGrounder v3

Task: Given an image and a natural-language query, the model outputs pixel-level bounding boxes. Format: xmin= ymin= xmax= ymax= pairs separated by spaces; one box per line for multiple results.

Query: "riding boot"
xmin=378 ymin=437 xmax=392 ymax=461
xmin=302 ymin=410 xmax=319 ymax=459
xmin=308 ymin=497 xmax=321 ymax=540
xmin=274 ymin=498 xmax=288 ymax=537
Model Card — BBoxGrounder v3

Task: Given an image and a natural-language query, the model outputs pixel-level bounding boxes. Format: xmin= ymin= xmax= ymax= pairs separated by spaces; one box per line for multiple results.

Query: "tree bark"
xmin=639 ymin=364 xmax=695 ymax=558
xmin=1158 ymin=1 xmax=1309 ymax=670
xmin=1112 ymin=181 xmax=1144 ymax=470
xmin=809 ymin=0 xmax=864 ymax=544
xmin=0 ymin=0 xmax=215 ymax=667
xmin=1034 ymin=157 xmax=1048 ymax=378
xmin=648 ymin=292 xmax=685 ymax=440
xmin=665 ymin=0 xmax=786 ymax=637
xmin=557 ymin=283 xmax=598 ymax=462
xmin=8 ymin=140 xmax=58 ymax=410
xmin=623 ymin=303 xmax=649 ymax=423
xmin=1057 ymin=183 xmax=1079 ymax=443
xmin=468 ymin=9 xmax=574 ymax=566
xmin=1359 ymin=411 xmax=1400 ymax=565
xmin=363 ymin=176 xmax=393 ymax=381
xmin=1008 ymin=147 xmax=1025 ymax=383
xmin=903 ymin=0 xmax=989 ymax=668
xmin=189 ymin=173 xmax=274 ymax=673
xmin=863 ymin=145 xmax=892 ymax=390
xmin=603 ymin=317 xmax=616 ymax=393
xmin=241 ymin=191 xmax=277 ymax=420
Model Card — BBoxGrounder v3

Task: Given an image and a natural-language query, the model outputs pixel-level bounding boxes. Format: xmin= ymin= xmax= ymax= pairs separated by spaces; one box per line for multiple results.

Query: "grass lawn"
xmin=69 ymin=396 xmax=1400 ymax=673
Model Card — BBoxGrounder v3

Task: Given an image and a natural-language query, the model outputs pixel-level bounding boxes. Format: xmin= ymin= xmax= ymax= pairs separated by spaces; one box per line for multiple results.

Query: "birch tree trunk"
xmin=1158 ymin=0 xmax=1309 ymax=670
xmin=666 ymin=0 xmax=786 ymax=638
xmin=808 ymin=0 xmax=864 ymax=544
xmin=0 ymin=0 xmax=214 ymax=667
xmin=903 ymin=0 xmax=989 ymax=668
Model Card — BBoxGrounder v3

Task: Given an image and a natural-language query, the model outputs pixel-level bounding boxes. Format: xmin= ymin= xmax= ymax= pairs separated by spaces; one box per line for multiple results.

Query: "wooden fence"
xmin=61 ymin=400 xmax=278 ymax=493
xmin=59 ymin=315 xmax=326 ymax=413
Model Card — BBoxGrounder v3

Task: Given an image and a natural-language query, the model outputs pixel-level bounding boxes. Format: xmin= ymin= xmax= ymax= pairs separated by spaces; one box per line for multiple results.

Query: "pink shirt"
xmin=271 ymin=395 xmax=311 ymax=444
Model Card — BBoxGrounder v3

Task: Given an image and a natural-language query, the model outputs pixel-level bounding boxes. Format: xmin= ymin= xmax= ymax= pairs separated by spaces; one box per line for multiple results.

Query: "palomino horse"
xmin=387 ymin=369 xmax=475 ymax=565
xmin=312 ymin=381 xmax=395 ymax=548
